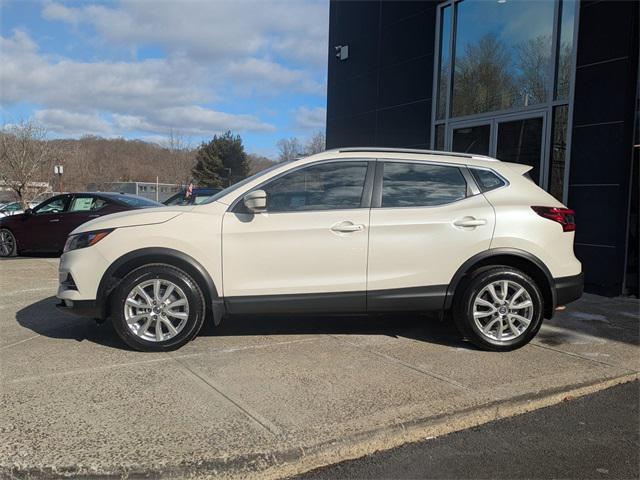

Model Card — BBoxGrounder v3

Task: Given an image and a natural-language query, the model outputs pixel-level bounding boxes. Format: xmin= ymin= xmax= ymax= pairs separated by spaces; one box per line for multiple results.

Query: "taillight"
xmin=531 ymin=206 xmax=576 ymax=232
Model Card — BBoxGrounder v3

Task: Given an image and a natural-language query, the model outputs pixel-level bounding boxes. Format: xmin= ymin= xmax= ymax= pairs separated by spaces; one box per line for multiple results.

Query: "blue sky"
xmin=0 ymin=0 xmax=329 ymax=158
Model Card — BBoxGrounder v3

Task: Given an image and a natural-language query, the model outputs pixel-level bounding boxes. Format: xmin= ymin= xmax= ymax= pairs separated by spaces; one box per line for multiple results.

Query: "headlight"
xmin=63 ymin=229 xmax=113 ymax=253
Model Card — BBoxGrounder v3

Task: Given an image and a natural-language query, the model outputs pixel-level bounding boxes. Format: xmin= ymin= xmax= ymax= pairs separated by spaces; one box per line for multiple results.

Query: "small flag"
xmin=185 ymin=182 xmax=193 ymax=198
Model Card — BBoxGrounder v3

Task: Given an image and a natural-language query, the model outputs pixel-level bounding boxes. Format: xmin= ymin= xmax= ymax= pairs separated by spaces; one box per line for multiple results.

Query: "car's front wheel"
xmin=111 ymin=264 xmax=205 ymax=351
xmin=453 ymin=267 xmax=544 ymax=351
xmin=0 ymin=228 xmax=17 ymax=257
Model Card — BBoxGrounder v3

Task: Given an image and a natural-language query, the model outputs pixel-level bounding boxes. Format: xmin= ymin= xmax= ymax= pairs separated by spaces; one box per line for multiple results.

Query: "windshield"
xmin=202 ymin=162 xmax=287 ymax=204
xmin=114 ymin=195 xmax=162 ymax=208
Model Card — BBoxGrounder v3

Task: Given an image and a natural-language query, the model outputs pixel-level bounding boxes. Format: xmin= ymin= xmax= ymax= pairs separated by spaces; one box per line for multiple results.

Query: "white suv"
xmin=57 ymin=148 xmax=583 ymax=352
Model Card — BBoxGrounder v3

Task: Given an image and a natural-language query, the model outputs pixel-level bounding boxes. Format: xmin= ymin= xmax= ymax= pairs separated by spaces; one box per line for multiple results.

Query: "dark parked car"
xmin=0 ymin=192 xmax=162 ymax=257
xmin=163 ymin=187 xmax=221 ymax=206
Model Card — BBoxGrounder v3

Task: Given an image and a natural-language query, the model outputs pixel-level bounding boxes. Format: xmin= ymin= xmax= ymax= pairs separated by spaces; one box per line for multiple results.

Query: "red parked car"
xmin=0 ymin=192 xmax=162 ymax=257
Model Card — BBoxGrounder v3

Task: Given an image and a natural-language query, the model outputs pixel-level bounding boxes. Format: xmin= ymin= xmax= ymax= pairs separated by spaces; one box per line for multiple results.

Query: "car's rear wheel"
xmin=453 ymin=267 xmax=544 ymax=351
xmin=111 ymin=264 xmax=205 ymax=351
xmin=0 ymin=228 xmax=17 ymax=257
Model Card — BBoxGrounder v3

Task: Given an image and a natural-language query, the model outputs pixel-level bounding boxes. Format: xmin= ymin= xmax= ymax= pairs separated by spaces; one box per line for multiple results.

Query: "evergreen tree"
xmin=192 ymin=131 xmax=250 ymax=188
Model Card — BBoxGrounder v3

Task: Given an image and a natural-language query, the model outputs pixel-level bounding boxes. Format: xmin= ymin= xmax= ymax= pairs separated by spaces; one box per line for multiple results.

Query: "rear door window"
xmin=381 ymin=162 xmax=467 ymax=207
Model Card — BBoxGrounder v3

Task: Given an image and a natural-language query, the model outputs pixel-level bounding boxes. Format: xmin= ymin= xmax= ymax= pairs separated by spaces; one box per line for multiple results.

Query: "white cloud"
xmin=0 ymin=30 xmax=274 ymax=137
xmin=113 ymin=106 xmax=275 ymax=136
xmin=42 ymin=2 xmax=81 ymax=25
xmin=42 ymin=0 xmax=329 ymax=66
xmin=293 ymin=106 xmax=326 ymax=130
xmin=34 ymin=109 xmax=112 ymax=136
xmin=226 ymin=58 xmax=325 ymax=96
xmin=4 ymin=1 xmax=330 ymax=140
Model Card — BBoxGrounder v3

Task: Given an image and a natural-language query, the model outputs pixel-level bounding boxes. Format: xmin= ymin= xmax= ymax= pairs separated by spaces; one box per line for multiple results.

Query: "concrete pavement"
xmin=0 ymin=257 xmax=638 ymax=479
xmin=295 ymin=381 xmax=640 ymax=479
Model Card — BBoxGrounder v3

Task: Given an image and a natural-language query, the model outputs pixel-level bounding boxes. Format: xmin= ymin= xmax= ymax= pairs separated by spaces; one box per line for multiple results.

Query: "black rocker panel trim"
xmin=96 ymin=247 xmax=222 ymax=321
xmin=225 ymin=285 xmax=448 ymax=315
xmin=225 ymin=291 xmax=366 ymax=315
xmin=367 ymin=285 xmax=448 ymax=312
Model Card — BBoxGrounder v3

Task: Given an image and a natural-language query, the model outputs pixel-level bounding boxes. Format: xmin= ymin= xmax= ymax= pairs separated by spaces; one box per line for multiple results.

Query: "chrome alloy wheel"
xmin=0 ymin=229 xmax=15 ymax=257
xmin=124 ymin=279 xmax=189 ymax=342
xmin=472 ymin=280 xmax=534 ymax=342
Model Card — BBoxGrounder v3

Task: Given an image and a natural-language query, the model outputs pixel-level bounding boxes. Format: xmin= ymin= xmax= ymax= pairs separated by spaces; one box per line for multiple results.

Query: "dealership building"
xmin=326 ymin=0 xmax=638 ymax=296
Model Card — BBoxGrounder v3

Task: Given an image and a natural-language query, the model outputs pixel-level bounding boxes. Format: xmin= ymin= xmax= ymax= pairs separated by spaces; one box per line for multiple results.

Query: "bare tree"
xmin=276 ymin=137 xmax=303 ymax=162
xmin=304 ymin=131 xmax=326 ymax=155
xmin=0 ymin=121 xmax=56 ymax=207
xmin=515 ymin=35 xmax=552 ymax=106
xmin=453 ymin=33 xmax=517 ymax=116
xmin=247 ymin=153 xmax=276 ymax=174
xmin=164 ymin=129 xmax=195 ymax=186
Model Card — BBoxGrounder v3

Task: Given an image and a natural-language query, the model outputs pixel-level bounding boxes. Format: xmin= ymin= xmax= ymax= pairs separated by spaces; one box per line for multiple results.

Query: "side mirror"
xmin=24 ymin=208 xmax=33 ymax=215
xmin=243 ymin=189 xmax=267 ymax=213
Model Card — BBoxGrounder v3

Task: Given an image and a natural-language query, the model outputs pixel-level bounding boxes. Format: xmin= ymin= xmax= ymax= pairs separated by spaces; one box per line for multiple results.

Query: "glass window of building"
xmin=549 ymin=105 xmax=569 ymax=200
xmin=436 ymin=6 xmax=452 ymax=120
xmin=451 ymin=0 xmax=555 ymax=117
xmin=555 ymin=0 xmax=576 ymax=100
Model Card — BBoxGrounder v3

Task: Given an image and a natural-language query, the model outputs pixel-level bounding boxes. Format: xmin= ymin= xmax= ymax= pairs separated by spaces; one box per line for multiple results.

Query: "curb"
xmin=2 ymin=373 xmax=638 ymax=480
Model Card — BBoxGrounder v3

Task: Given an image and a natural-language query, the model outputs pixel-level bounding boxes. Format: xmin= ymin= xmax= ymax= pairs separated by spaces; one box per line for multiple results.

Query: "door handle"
xmin=331 ymin=221 xmax=365 ymax=233
xmin=453 ymin=218 xmax=487 ymax=228
xmin=49 ymin=218 xmax=60 ymax=223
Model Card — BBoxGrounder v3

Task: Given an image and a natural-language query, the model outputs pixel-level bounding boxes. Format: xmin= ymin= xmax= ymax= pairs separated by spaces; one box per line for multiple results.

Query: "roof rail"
xmin=336 ymin=147 xmax=483 ymax=160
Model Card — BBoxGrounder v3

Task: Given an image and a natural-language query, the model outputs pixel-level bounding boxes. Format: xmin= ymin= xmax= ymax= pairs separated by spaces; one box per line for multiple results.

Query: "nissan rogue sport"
xmin=56 ymin=148 xmax=583 ymax=352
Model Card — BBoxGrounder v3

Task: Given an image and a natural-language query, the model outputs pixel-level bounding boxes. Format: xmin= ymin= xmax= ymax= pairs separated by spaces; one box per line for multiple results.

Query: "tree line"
xmin=0 ymin=121 xmax=325 ymax=206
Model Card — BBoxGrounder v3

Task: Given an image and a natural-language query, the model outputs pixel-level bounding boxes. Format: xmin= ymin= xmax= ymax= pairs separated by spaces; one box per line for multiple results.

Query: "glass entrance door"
xmin=447 ymin=113 xmax=547 ymax=186
xmin=451 ymin=123 xmax=491 ymax=156
xmin=495 ymin=116 xmax=545 ymax=185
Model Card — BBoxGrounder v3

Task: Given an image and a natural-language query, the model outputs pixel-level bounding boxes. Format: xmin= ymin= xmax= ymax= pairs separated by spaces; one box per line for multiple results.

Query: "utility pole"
xmin=54 ymin=165 xmax=64 ymax=193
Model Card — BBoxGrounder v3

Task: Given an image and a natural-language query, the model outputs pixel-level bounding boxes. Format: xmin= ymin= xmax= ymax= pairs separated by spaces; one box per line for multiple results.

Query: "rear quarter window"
xmin=470 ymin=168 xmax=506 ymax=192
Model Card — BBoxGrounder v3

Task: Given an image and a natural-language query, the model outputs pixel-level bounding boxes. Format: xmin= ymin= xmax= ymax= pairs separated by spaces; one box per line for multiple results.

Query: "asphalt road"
xmin=295 ymin=381 xmax=640 ymax=480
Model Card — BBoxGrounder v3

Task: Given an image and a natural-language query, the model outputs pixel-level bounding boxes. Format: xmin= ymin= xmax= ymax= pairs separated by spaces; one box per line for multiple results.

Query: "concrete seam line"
xmin=168 ymin=353 xmax=283 ymax=437
xmin=531 ymin=342 xmax=639 ymax=373
xmin=4 ymin=337 xmax=320 ymax=384
xmin=326 ymin=334 xmax=472 ymax=391
xmin=256 ymin=373 xmax=639 ymax=480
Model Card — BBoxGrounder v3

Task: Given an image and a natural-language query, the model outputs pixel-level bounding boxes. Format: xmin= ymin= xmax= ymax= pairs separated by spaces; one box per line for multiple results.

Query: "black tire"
xmin=0 ymin=228 xmax=17 ymax=257
xmin=111 ymin=264 xmax=205 ymax=352
xmin=453 ymin=267 xmax=544 ymax=351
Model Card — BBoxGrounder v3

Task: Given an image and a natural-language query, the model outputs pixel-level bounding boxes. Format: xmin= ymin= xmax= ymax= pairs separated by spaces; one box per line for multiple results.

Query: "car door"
xmin=366 ymin=160 xmax=495 ymax=311
xmin=222 ymin=160 xmax=374 ymax=313
xmin=20 ymin=194 xmax=71 ymax=252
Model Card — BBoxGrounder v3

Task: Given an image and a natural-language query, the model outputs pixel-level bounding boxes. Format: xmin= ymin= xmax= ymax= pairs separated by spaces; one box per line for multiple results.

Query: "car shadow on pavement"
xmin=16 ymin=296 xmax=472 ymax=351
xmin=205 ymin=312 xmax=473 ymax=349
xmin=15 ymin=296 xmax=127 ymax=349
xmin=18 ymin=296 xmax=638 ymax=352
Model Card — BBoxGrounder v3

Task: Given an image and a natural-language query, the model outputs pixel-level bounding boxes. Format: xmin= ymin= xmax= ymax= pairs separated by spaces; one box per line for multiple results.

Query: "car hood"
xmin=0 ymin=212 xmax=25 ymax=224
xmin=71 ymin=206 xmax=192 ymax=235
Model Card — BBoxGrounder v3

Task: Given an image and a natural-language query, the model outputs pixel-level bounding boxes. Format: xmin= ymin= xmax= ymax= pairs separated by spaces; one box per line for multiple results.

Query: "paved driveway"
xmin=1 ymin=257 xmax=638 ymax=479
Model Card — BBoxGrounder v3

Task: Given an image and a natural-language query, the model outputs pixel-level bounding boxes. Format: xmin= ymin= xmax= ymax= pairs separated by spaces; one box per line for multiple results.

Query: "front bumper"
xmin=56 ymin=299 xmax=99 ymax=318
xmin=554 ymin=272 xmax=584 ymax=307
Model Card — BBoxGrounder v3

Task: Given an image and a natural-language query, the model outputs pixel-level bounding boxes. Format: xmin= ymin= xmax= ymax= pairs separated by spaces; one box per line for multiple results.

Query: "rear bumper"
xmin=554 ymin=272 xmax=584 ymax=307
xmin=56 ymin=299 xmax=99 ymax=318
